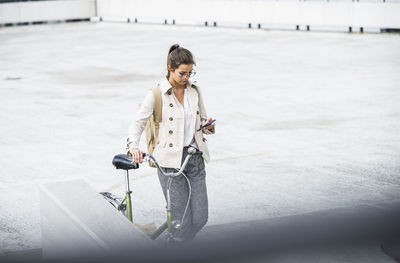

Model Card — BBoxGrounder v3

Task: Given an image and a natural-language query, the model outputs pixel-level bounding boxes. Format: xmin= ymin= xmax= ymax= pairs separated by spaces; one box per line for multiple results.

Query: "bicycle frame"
xmin=111 ymin=147 xmax=196 ymax=242
xmin=144 ymin=149 xmax=196 ymax=242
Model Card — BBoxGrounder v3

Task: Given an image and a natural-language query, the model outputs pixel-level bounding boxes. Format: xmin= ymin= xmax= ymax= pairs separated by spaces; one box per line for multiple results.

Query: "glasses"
xmin=178 ymin=70 xmax=196 ymax=79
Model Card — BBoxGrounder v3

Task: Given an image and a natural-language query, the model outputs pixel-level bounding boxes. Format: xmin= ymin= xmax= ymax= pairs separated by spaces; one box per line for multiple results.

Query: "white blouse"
xmin=183 ymin=89 xmax=198 ymax=148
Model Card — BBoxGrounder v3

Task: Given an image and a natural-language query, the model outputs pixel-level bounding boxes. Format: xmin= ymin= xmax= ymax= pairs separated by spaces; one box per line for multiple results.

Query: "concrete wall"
xmin=40 ymin=180 xmax=153 ymax=259
xmin=96 ymin=0 xmax=400 ymax=29
xmin=0 ymin=0 xmax=95 ymax=24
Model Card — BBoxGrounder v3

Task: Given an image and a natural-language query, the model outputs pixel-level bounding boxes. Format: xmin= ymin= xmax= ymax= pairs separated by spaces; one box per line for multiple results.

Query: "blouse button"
xmin=169 ymin=143 xmax=173 ymax=147
xmin=169 ymin=117 xmax=173 ymax=121
xmin=197 ymin=110 xmax=199 ymax=115
xmin=167 ymin=91 xmax=172 ymax=95
xmin=169 ymin=103 xmax=173 ymax=107
xmin=202 ymin=138 xmax=207 ymax=142
xmin=169 ymin=130 xmax=173 ymax=134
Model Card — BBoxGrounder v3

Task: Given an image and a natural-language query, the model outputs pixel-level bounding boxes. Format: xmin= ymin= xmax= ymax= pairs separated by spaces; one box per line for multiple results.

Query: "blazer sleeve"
xmin=127 ymin=91 xmax=154 ymax=151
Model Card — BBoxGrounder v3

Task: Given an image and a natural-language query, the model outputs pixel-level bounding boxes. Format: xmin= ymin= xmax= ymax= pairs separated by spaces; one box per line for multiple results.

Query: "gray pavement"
xmin=0 ymin=21 xmax=400 ymax=255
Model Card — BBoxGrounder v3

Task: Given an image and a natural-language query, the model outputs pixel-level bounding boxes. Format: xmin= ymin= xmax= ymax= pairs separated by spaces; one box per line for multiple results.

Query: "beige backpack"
xmin=144 ymin=85 xmax=162 ymax=167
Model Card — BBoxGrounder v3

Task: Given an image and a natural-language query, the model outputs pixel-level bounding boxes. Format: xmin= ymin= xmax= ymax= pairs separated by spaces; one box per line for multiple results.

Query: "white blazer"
xmin=128 ymin=78 xmax=215 ymax=169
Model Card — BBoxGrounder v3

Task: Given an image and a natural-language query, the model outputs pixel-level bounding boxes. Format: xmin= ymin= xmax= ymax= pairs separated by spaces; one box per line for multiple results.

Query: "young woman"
xmin=127 ymin=44 xmax=215 ymax=241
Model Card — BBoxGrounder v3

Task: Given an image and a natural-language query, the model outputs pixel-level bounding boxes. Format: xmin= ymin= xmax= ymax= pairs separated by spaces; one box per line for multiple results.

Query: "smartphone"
xmin=197 ymin=119 xmax=216 ymax=131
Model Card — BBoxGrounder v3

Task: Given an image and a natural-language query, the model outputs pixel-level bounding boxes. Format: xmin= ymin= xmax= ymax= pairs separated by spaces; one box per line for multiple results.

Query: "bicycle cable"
xmin=173 ymin=168 xmax=192 ymax=228
xmin=181 ymin=170 xmax=192 ymax=227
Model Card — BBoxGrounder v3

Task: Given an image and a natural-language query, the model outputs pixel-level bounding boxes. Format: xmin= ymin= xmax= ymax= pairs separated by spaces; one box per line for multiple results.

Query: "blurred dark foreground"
xmin=2 ymin=201 xmax=400 ymax=263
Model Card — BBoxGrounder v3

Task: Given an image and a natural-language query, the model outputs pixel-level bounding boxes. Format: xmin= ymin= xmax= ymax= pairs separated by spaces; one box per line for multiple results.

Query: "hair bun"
xmin=166 ymin=44 xmax=195 ymax=78
xmin=168 ymin=44 xmax=180 ymax=54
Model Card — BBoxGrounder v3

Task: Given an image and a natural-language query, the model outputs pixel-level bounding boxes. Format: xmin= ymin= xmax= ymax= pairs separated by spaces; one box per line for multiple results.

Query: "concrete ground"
xmin=0 ymin=21 xmax=399 ymax=256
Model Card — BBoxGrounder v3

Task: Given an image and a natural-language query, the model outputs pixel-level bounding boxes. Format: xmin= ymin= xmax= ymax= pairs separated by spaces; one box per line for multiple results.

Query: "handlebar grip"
xmin=128 ymin=152 xmax=147 ymax=163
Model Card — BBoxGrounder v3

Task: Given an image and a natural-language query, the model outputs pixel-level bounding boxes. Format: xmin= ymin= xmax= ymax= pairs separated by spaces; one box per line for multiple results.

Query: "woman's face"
xmin=168 ymin=63 xmax=194 ymax=86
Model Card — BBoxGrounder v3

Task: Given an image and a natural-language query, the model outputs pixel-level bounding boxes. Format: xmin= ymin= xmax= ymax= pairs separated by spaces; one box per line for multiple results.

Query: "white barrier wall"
xmin=96 ymin=0 xmax=400 ymax=29
xmin=1 ymin=0 xmax=399 ymax=30
xmin=0 ymin=0 xmax=95 ymax=24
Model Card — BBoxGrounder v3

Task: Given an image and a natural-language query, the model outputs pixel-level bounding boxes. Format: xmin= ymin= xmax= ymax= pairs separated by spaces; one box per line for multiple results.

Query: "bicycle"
xmin=100 ymin=147 xmax=197 ymax=243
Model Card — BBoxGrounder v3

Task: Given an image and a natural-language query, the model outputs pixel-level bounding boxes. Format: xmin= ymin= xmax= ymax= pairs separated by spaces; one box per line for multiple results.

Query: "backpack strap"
xmin=152 ymin=85 xmax=162 ymax=141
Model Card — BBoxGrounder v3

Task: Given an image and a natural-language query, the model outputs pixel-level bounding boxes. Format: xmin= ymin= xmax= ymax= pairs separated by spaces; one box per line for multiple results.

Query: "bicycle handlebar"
xmin=141 ymin=147 xmax=197 ymax=177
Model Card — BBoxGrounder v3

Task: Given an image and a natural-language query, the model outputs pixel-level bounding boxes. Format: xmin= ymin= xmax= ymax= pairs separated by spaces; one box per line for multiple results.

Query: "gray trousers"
xmin=157 ymin=147 xmax=208 ymax=241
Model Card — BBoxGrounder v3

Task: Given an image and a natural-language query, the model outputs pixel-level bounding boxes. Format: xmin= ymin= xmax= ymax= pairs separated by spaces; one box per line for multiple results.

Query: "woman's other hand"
xmin=130 ymin=148 xmax=143 ymax=163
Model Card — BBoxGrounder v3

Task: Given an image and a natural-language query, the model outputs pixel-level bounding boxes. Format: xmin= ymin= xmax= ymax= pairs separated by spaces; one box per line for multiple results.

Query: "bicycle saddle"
xmin=112 ymin=154 xmax=139 ymax=170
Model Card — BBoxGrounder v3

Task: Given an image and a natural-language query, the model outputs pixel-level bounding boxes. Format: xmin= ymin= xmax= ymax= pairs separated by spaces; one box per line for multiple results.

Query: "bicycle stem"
xmin=167 ymin=178 xmax=172 ymax=211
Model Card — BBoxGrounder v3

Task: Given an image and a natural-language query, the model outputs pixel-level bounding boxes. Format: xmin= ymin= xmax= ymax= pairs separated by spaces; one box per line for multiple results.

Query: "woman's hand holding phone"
xmin=198 ymin=118 xmax=216 ymax=131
